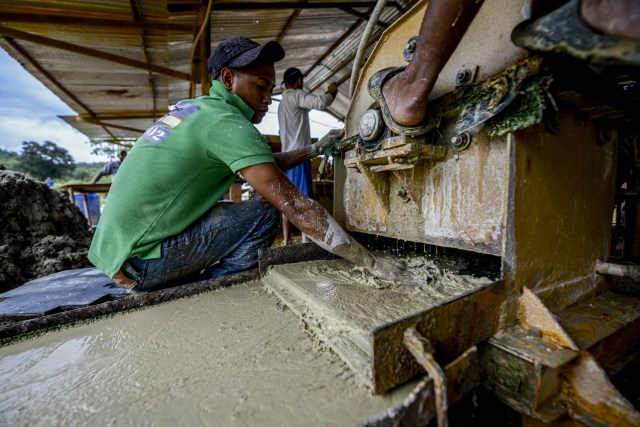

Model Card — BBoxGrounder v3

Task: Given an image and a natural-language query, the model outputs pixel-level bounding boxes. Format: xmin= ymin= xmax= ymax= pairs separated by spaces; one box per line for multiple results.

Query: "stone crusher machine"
xmin=265 ymin=0 xmax=640 ymax=425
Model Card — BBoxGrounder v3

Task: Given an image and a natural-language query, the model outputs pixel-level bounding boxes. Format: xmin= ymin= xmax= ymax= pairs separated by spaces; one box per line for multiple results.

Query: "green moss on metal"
xmin=487 ymin=76 xmax=553 ymax=137
xmin=422 ymin=58 xmax=553 ymax=139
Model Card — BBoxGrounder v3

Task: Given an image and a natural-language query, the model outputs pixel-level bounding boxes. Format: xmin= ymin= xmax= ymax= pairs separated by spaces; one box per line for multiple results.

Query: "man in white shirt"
xmin=91 ymin=150 xmax=127 ymax=184
xmin=277 ymin=67 xmax=338 ymax=245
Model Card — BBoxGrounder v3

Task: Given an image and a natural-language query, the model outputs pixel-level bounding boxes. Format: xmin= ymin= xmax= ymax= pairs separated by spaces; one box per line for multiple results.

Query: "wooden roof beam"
xmin=0 ymin=26 xmax=191 ymax=81
xmin=169 ymin=1 xmax=405 ymax=13
xmin=74 ymin=117 xmax=147 ymax=135
xmin=0 ymin=37 xmax=118 ymax=141
xmin=76 ymin=111 xmax=164 ymax=121
xmin=129 ymin=0 xmax=159 ymax=117
xmin=303 ymin=16 xmax=365 ymax=78
xmin=276 ymin=0 xmax=309 ymax=44
xmin=0 ymin=13 xmax=194 ymax=32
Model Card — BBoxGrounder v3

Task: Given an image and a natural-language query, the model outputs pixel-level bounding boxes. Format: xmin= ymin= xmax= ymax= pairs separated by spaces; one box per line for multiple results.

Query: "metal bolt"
xmin=403 ymin=36 xmax=419 ymax=62
xmin=516 ymin=65 xmax=528 ymax=79
xmin=359 ymin=109 xmax=384 ymax=141
xmin=455 ymin=68 xmax=472 ymax=86
xmin=397 ymin=187 xmax=410 ymax=202
xmin=405 ymin=39 xmax=416 ymax=53
xmin=451 ymin=131 xmax=473 ymax=152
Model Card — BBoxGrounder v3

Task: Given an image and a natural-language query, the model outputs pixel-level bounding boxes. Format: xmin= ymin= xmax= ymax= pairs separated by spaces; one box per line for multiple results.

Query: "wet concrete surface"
xmin=0 ymin=281 xmax=418 ymax=427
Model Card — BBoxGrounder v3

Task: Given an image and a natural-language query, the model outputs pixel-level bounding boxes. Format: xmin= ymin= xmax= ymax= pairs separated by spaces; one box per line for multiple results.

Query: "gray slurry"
xmin=0 ymin=281 xmax=416 ymax=427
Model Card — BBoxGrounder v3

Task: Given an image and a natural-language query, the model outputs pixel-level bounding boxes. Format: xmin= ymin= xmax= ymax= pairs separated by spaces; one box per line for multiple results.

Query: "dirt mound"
xmin=0 ymin=167 xmax=92 ymax=292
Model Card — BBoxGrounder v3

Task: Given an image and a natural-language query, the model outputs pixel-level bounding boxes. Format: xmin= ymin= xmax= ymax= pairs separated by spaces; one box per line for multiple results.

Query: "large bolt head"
xmin=360 ymin=109 xmax=384 ymax=141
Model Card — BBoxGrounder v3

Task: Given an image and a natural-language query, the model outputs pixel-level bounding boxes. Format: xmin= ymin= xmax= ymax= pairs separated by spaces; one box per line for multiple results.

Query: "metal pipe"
xmin=595 ymin=260 xmax=640 ymax=282
xmin=339 ymin=7 xmax=389 ymax=28
xmin=349 ymin=0 xmax=388 ymax=98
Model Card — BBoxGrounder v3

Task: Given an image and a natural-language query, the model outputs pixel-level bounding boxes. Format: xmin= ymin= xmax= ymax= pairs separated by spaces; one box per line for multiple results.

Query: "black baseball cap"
xmin=208 ymin=36 xmax=285 ymax=79
xmin=282 ymin=67 xmax=303 ymax=84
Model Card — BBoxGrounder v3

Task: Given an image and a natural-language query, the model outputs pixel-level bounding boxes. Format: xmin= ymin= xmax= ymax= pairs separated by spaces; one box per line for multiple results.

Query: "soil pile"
xmin=0 ymin=167 xmax=92 ymax=292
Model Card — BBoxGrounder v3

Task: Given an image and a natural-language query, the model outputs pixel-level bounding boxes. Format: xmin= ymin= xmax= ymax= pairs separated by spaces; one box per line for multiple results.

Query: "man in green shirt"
xmin=89 ymin=36 xmax=410 ymax=291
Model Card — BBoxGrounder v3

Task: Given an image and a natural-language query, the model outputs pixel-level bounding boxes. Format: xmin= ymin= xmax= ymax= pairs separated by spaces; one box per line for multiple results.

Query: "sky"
xmin=0 ymin=48 xmax=342 ymax=164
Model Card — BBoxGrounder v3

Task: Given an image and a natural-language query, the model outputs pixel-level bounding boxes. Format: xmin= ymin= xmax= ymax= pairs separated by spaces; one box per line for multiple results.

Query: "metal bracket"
xmin=403 ymin=327 xmax=448 ymax=427
xmin=344 ymin=135 xmax=448 ymax=212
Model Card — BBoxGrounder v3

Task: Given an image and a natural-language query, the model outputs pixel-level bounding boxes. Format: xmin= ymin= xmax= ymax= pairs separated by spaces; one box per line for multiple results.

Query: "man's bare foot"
xmin=381 ymin=70 xmax=431 ymax=128
xmin=581 ymin=0 xmax=640 ymax=40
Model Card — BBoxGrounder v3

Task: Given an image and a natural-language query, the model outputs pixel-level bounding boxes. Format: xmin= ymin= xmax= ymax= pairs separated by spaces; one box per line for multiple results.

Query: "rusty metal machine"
xmin=322 ymin=0 xmax=640 ymax=424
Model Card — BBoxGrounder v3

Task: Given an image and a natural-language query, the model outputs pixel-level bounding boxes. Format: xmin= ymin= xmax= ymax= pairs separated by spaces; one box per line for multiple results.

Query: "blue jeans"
xmin=121 ymin=200 xmax=279 ymax=291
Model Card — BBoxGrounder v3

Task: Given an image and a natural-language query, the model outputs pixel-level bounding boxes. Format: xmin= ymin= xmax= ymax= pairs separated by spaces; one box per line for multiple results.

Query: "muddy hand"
xmin=369 ymin=256 xmax=418 ymax=283
xmin=327 ymin=82 xmax=338 ymax=97
xmin=311 ymin=128 xmax=344 ymax=154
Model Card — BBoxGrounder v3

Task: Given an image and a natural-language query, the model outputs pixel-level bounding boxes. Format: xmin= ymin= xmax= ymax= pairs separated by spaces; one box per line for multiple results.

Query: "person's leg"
xmin=581 ymin=0 xmax=640 ymax=40
xmin=123 ymin=199 xmax=279 ymax=291
xmin=511 ymin=0 xmax=640 ymax=66
xmin=283 ymin=161 xmax=314 ymax=244
xmin=299 ymin=160 xmax=314 ymax=243
xmin=207 ymin=201 xmax=279 ymax=278
xmin=382 ymin=0 xmax=484 ymax=127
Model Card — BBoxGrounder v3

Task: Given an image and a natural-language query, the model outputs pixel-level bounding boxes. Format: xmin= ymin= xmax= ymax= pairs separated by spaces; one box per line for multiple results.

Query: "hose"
xmin=349 ymin=0 xmax=388 ymax=98
xmin=595 ymin=260 xmax=640 ymax=282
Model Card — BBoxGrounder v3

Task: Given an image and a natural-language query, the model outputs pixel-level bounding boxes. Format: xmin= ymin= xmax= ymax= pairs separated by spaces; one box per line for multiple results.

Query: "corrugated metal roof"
xmin=0 ymin=0 xmax=420 ymax=148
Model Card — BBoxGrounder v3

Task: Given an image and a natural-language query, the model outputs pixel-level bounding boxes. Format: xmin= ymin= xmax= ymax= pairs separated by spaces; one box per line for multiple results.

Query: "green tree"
xmin=18 ymin=141 xmax=76 ymax=180
xmin=0 ymin=148 xmax=20 ymax=170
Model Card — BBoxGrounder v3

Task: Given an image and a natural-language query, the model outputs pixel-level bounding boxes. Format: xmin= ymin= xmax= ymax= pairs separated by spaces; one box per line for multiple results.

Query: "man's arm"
xmin=240 ymin=162 xmax=409 ymax=280
xmin=90 ymin=172 xmax=104 ymax=184
xmin=295 ymin=90 xmax=335 ymax=110
xmin=91 ymin=161 xmax=117 ymax=184
xmin=273 ymin=128 xmax=343 ymax=171
xmin=273 ymin=146 xmax=316 ymax=171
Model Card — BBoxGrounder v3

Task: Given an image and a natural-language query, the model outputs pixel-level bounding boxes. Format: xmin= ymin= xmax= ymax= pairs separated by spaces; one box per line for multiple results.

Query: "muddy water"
xmin=0 ymin=281 xmax=416 ymax=427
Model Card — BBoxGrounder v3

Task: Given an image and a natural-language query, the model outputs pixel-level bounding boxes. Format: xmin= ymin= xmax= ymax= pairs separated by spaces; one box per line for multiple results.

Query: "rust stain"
xmin=103 ymin=89 xmax=136 ymax=98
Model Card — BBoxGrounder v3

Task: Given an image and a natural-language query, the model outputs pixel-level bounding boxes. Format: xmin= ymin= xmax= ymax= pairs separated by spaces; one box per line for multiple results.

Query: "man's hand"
xmin=327 ymin=82 xmax=338 ymax=97
xmin=369 ymin=257 xmax=413 ymax=282
xmin=311 ymin=128 xmax=344 ymax=154
xmin=112 ymin=270 xmax=137 ymax=290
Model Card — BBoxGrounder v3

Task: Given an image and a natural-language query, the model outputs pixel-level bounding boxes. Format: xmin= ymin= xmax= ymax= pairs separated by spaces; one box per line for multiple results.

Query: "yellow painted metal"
xmin=556 ymin=292 xmax=640 ymax=367
xmin=361 ymin=346 xmax=480 ymax=427
xmin=372 ymin=280 xmax=507 ymax=393
xmin=518 ymin=287 xmax=579 ymax=351
xmin=337 ymin=0 xmax=530 ymax=255
xmin=339 ymin=0 xmax=616 ymax=307
xmin=403 ymin=328 xmax=448 ymax=427
xmin=504 ymin=114 xmax=617 ymax=312
xmin=345 ymin=0 xmax=529 ymax=135
xmin=331 ymin=0 xmax=638 ymax=422
xmin=340 ymin=122 xmax=511 ymax=255
xmin=564 ymin=353 xmax=640 ymax=426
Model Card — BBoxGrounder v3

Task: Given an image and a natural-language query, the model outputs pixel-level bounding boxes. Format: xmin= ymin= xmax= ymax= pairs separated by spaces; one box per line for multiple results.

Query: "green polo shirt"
xmin=88 ymin=81 xmax=275 ymax=278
